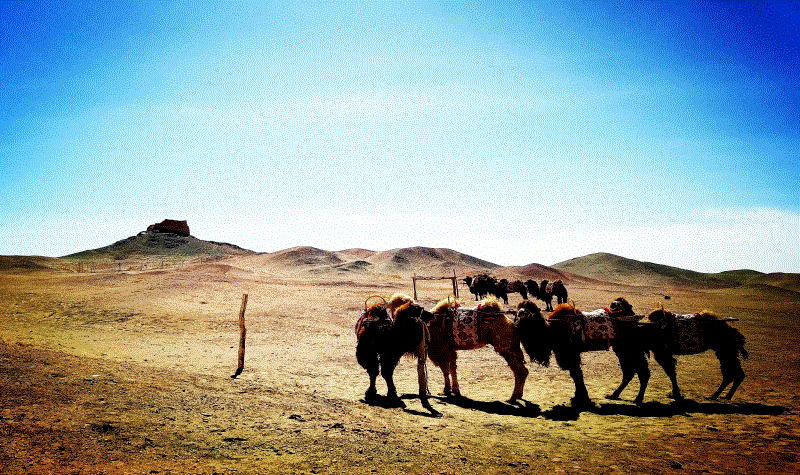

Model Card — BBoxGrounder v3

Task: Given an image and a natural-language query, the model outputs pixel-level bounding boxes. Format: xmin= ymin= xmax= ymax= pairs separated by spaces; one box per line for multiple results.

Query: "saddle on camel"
xmin=428 ymin=296 xmax=547 ymax=402
xmin=516 ymin=298 xmax=652 ymax=406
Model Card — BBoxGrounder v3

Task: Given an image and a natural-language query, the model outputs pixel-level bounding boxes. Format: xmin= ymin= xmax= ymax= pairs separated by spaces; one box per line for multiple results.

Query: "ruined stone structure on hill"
xmin=147 ymin=219 xmax=190 ymax=237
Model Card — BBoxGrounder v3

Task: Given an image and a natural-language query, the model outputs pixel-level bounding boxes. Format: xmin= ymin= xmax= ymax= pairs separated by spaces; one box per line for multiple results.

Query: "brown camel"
xmin=643 ymin=308 xmax=748 ymax=400
xmin=427 ymin=297 xmax=549 ymax=402
xmin=517 ymin=298 xmax=651 ymax=406
xmin=355 ymin=296 xmax=435 ymax=408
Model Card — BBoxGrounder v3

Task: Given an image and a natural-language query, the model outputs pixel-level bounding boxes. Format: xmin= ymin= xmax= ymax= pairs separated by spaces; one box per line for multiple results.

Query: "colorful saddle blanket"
xmin=572 ymin=309 xmax=617 ymax=342
xmin=448 ymin=308 xmax=500 ymax=349
xmin=665 ymin=313 xmax=709 ymax=354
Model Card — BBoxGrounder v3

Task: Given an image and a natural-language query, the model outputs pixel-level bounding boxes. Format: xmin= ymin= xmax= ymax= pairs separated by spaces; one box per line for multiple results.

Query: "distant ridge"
xmin=553 ymin=252 xmax=736 ymax=289
xmin=0 ymin=255 xmax=63 ymax=272
xmin=367 ymin=247 xmax=499 ymax=274
xmin=259 ymin=246 xmax=343 ymax=267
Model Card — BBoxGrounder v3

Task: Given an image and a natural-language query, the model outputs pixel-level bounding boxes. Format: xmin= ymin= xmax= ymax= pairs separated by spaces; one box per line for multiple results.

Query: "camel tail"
xmin=516 ymin=310 xmax=551 ymax=367
xmin=732 ymin=326 xmax=748 ymax=360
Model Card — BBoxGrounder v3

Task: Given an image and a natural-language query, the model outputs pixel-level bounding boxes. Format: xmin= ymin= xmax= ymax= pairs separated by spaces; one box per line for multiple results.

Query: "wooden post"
xmin=231 ymin=293 xmax=248 ymax=378
xmin=413 ymin=275 xmax=418 ymax=301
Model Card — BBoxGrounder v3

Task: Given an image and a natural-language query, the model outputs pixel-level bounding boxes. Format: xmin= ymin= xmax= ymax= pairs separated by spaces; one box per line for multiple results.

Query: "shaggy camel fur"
xmin=517 ymin=298 xmax=651 ymax=406
xmin=536 ymin=280 xmax=568 ymax=312
xmin=355 ymin=299 xmax=435 ymax=408
xmin=428 ymin=297 xmax=549 ymax=402
xmin=643 ymin=308 xmax=748 ymax=400
xmin=463 ymin=275 xmax=491 ymax=301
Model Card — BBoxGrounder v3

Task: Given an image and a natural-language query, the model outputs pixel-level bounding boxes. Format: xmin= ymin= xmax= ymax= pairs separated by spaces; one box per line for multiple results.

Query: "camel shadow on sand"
xmin=360 ymin=394 xmax=444 ymax=418
xmin=406 ymin=395 xmax=791 ymax=421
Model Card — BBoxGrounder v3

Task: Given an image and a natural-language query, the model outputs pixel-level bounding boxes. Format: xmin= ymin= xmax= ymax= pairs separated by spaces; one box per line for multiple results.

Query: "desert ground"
xmin=1 ymin=246 xmax=799 ymax=475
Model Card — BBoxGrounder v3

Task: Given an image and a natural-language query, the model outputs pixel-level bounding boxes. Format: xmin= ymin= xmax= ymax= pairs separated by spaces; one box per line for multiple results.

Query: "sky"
xmin=1 ymin=1 xmax=798 ymax=273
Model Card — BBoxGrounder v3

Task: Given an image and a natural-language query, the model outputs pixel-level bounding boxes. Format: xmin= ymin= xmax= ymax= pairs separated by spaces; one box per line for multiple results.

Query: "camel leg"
xmin=711 ymin=354 xmax=745 ymax=400
xmin=709 ymin=377 xmax=732 ymax=400
xmin=380 ymin=356 xmax=404 ymax=407
xmin=632 ymin=354 xmax=651 ymax=405
xmin=450 ymin=358 xmax=461 ymax=397
xmin=568 ymin=365 xmax=591 ymax=406
xmin=437 ymin=360 xmax=453 ymax=396
xmin=356 ymin=345 xmax=380 ymax=400
xmin=723 ymin=358 xmax=745 ymax=399
xmin=608 ymin=353 xmax=636 ymax=401
xmin=499 ymin=347 xmax=528 ymax=402
xmin=654 ymin=351 xmax=682 ymax=400
xmin=366 ymin=373 xmax=378 ymax=399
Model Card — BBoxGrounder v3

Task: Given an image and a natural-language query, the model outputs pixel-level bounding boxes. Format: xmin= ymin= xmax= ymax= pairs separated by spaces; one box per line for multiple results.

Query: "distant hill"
xmin=366 ymin=247 xmax=499 ymax=275
xmin=749 ymin=273 xmax=800 ymax=293
xmin=553 ymin=253 xmax=737 ymax=289
xmin=0 ymin=256 xmax=65 ymax=272
xmin=712 ymin=269 xmax=765 ymax=283
xmin=228 ymin=246 xmax=498 ymax=275
xmin=63 ymin=231 xmax=255 ymax=261
xmin=496 ymin=263 xmax=598 ymax=284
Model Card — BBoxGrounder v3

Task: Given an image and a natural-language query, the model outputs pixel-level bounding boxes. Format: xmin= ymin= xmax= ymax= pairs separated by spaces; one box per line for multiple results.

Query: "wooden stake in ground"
xmin=231 ymin=293 xmax=248 ymax=379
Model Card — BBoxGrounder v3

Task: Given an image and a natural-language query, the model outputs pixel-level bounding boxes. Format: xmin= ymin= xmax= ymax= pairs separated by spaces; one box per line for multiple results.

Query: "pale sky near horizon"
xmin=2 ymin=1 xmax=798 ymax=273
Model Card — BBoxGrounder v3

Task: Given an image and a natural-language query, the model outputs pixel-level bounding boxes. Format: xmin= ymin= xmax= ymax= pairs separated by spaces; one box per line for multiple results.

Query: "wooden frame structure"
xmin=412 ymin=270 xmax=459 ymax=301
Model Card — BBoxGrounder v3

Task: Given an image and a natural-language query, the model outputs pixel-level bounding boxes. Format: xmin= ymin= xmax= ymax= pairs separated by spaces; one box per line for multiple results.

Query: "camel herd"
xmin=355 ymin=290 xmax=747 ymax=411
xmin=464 ymin=275 xmax=568 ymax=311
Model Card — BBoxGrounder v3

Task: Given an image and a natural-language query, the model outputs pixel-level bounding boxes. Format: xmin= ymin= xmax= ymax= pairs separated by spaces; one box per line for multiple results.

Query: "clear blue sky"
xmin=2 ymin=1 xmax=798 ymax=273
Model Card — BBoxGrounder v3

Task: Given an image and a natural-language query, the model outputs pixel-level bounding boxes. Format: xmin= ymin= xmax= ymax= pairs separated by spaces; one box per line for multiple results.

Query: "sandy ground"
xmin=1 ymin=263 xmax=799 ymax=474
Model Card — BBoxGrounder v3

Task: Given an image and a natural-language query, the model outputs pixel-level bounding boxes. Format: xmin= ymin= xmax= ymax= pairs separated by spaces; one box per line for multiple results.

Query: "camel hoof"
xmin=387 ymin=395 xmax=406 ymax=408
xmin=570 ymin=396 xmax=593 ymax=409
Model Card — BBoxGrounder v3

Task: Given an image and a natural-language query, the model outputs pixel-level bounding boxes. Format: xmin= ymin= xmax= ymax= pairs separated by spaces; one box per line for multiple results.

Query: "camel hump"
xmin=549 ymin=303 xmax=578 ymax=320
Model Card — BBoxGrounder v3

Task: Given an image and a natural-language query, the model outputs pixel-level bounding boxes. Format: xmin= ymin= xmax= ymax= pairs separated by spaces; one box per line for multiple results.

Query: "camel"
xmin=464 ymin=275 xmax=515 ymax=304
xmin=642 ymin=308 xmax=748 ymax=400
xmin=355 ymin=296 xmax=435 ymax=408
xmin=516 ymin=298 xmax=651 ymax=406
xmin=507 ymin=280 xmax=529 ymax=300
xmin=490 ymin=278 xmax=509 ymax=305
xmin=463 ymin=275 xmax=491 ymax=301
xmin=537 ymin=280 xmax=568 ymax=311
xmin=427 ymin=297 xmax=550 ymax=402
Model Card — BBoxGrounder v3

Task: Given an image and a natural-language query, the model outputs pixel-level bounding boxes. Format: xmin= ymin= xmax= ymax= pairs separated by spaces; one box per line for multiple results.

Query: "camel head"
xmin=610 ymin=297 xmax=634 ymax=316
xmin=516 ymin=299 xmax=541 ymax=317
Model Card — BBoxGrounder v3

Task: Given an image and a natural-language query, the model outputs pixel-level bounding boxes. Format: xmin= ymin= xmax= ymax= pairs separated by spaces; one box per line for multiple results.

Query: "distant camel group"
xmin=463 ymin=275 xmax=567 ymax=311
xmin=355 ymin=293 xmax=747 ymax=411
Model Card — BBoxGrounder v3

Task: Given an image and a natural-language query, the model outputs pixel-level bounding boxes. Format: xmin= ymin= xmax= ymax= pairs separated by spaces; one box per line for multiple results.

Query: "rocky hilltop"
xmin=63 ymin=220 xmax=254 ymax=261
